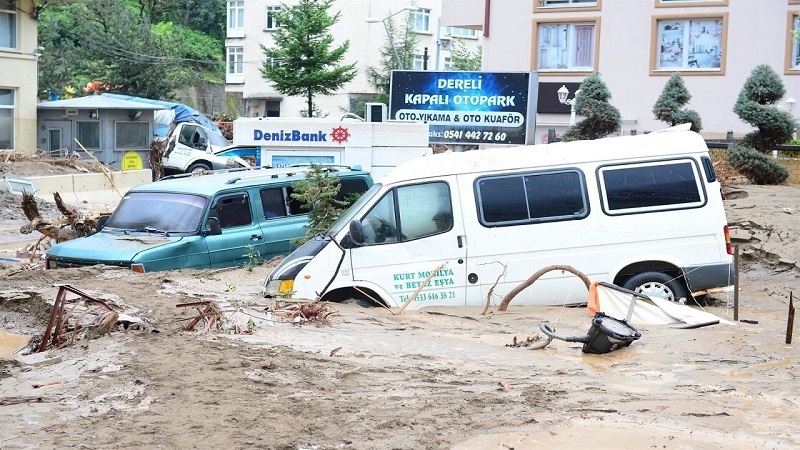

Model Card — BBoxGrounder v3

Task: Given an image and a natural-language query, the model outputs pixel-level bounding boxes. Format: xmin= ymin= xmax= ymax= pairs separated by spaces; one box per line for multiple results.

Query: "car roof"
xmin=130 ymin=166 xmax=371 ymax=196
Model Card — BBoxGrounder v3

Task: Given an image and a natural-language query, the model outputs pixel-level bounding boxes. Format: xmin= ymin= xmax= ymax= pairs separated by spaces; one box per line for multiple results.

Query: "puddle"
xmin=0 ymin=330 xmax=31 ymax=359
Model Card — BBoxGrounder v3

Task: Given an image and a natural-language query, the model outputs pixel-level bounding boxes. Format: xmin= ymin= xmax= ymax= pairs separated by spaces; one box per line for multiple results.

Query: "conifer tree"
xmin=733 ymin=64 xmax=796 ymax=152
xmin=561 ymin=73 xmax=621 ymax=142
xmin=365 ymin=14 xmax=418 ymax=105
xmin=260 ymin=0 xmax=357 ymax=117
xmin=653 ymin=72 xmax=702 ymax=132
xmin=290 ymin=165 xmax=344 ymax=245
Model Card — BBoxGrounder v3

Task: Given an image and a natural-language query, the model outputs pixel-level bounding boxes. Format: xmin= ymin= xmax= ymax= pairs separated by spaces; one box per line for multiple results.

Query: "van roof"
xmin=381 ymin=130 xmax=709 ymax=184
xmin=130 ymin=166 xmax=370 ymax=196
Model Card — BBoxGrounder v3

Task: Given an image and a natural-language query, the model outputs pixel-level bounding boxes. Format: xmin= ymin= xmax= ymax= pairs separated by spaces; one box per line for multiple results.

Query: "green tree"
xmin=733 ymin=64 xmax=796 ymax=152
xmin=260 ymin=0 xmax=357 ymax=117
xmin=38 ymin=0 xmax=223 ymax=100
xmin=364 ymin=14 xmax=418 ymax=105
xmin=449 ymin=39 xmax=481 ymax=71
xmin=290 ymin=164 xmax=345 ymax=245
xmin=652 ymin=72 xmax=702 ymax=132
xmin=561 ymin=73 xmax=621 ymax=142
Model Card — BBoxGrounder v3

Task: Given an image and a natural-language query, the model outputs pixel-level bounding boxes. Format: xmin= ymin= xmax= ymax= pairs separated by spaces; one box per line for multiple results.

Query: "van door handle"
xmin=457 ymin=235 xmax=464 ymax=248
xmin=251 ymin=234 xmax=263 ymax=240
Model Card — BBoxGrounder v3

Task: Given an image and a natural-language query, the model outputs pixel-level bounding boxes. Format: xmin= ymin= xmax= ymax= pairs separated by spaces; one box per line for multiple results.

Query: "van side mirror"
xmin=205 ymin=217 xmax=222 ymax=236
xmin=349 ymin=220 xmax=365 ymax=246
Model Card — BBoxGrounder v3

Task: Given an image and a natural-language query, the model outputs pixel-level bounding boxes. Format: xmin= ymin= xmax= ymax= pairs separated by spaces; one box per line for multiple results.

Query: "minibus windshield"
xmin=329 ymin=183 xmax=382 ymax=235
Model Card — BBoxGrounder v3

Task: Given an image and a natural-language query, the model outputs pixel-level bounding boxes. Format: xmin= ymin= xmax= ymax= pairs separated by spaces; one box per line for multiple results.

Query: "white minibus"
xmin=264 ymin=128 xmax=734 ymax=309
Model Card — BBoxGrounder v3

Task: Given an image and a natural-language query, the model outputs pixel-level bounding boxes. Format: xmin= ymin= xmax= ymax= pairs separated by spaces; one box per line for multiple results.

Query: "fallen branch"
xmin=396 ymin=262 xmax=447 ymax=315
xmin=481 ymin=263 xmax=507 ymax=315
xmin=497 ymin=265 xmax=591 ymax=312
xmin=0 ymin=396 xmax=59 ymax=406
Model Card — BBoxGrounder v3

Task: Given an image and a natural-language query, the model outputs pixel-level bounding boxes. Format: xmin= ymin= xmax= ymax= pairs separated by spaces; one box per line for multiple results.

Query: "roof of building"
xmin=37 ymin=95 xmax=166 ymax=110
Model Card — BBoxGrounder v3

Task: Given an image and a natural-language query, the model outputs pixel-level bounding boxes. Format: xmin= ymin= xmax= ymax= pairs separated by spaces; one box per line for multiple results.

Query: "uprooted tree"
xmin=19 ymin=192 xmax=107 ymax=258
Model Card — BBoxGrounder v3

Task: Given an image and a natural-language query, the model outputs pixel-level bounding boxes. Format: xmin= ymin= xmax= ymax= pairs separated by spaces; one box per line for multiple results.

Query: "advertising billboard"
xmin=389 ymin=71 xmax=538 ymax=146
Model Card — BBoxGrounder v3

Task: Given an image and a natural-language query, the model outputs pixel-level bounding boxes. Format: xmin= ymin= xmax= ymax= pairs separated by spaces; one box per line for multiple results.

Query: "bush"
xmin=727 ymin=141 xmax=789 ymax=185
xmin=561 ymin=73 xmax=621 ymax=142
xmin=652 ymin=72 xmax=702 ymax=132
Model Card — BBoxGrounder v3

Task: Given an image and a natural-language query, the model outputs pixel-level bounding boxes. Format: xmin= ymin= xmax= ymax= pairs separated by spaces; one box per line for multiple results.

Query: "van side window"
xmin=209 ymin=193 xmax=252 ymax=228
xmin=362 ymin=182 xmax=452 ymax=244
xmin=600 ymin=160 xmax=704 ymax=214
xmin=476 ymin=170 xmax=588 ymax=226
xmin=178 ymin=124 xmax=200 ymax=147
xmin=260 ymin=188 xmax=287 ymax=219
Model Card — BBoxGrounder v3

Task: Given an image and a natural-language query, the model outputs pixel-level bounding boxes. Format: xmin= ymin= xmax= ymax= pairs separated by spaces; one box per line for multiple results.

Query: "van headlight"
xmin=265 ymin=278 xmax=293 ymax=294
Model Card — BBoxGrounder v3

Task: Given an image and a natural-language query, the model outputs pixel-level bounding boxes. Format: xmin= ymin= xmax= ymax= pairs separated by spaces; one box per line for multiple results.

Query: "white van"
xmin=264 ymin=128 xmax=734 ymax=309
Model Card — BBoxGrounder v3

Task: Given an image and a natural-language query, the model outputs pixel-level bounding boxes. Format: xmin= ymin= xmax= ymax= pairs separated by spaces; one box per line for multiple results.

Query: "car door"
xmin=349 ymin=178 xmax=467 ymax=308
xmin=204 ymin=191 xmax=265 ymax=268
xmin=256 ymin=186 xmax=307 ymax=260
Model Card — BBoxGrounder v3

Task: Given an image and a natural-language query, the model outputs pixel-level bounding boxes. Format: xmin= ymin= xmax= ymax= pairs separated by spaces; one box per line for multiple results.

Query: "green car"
xmin=45 ymin=166 xmax=373 ymax=273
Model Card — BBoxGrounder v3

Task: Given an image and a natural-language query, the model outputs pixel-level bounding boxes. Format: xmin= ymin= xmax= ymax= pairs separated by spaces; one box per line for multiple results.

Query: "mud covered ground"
xmin=0 ymin=159 xmax=798 ymax=449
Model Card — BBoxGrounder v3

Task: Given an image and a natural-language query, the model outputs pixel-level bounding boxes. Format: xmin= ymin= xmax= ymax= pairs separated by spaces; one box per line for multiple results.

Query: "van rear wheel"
xmin=623 ymin=271 xmax=689 ymax=303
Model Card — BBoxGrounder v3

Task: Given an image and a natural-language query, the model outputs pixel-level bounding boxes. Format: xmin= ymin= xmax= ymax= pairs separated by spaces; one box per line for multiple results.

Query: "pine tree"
xmin=561 ymin=73 xmax=621 ymax=142
xmin=653 ymin=72 xmax=702 ymax=132
xmin=733 ymin=64 xmax=796 ymax=152
xmin=449 ymin=39 xmax=481 ymax=71
xmin=290 ymin=165 xmax=344 ymax=245
xmin=260 ymin=0 xmax=357 ymax=117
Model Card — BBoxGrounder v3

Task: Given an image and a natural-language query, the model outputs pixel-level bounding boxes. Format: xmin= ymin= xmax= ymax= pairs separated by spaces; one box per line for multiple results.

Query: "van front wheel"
xmin=187 ymin=162 xmax=211 ymax=175
xmin=623 ymin=272 xmax=688 ymax=303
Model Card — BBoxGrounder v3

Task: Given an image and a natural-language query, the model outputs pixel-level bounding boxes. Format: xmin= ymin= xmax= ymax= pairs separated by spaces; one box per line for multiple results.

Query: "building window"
xmin=788 ymin=12 xmax=800 ymax=72
xmin=653 ymin=15 xmax=726 ymax=73
xmin=536 ymin=0 xmax=601 ymax=12
xmin=266 ymin=5 xmax=281 ymax=30
xmin=445 ymin=27 xmax=477 ymax=39
xmin=536 ymin=21 xmax=597 ymax=72
xmin=0 ymin=88 xmax=13 ymax=149
xmin=227 ymin=0 xmax=244 ymax=36
xmin=115 ymin=122 xmax=149 ymax=149
xmin=0 ymin=0 xmax=16 ymax=49
xmin=76 ymin=121 xmax=100 ymax=149
xmin=443 ymin=57 xmax=454 ymax=71
xmin=655 ymin=0 xmax=729 ymax=7
xmin=227 ymin=47 xmax=243 ymax=75
xmin=409 ymin=8 xmax=430 ymax=33
xmin=412 ymin=54 xmax=425 ymax=70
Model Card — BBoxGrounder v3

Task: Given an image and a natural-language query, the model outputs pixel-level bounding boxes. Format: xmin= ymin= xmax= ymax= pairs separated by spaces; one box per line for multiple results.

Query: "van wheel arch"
xmin=320 ymin=286 xmax=388 ymax=308
xmin=187 ymin=161 xmax=212 ymax=174
xmin=614 ymin=262 xmax=695 ymax=304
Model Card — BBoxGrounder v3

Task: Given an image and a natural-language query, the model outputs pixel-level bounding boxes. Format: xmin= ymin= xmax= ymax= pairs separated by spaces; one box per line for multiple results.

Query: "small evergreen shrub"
xmin=561 ymin=73 xmax=621 ymax=142
xmin=653 ymin=72 xmax=702 ymax=132
xmin=727 ymin=141 xmax=789 ymax=185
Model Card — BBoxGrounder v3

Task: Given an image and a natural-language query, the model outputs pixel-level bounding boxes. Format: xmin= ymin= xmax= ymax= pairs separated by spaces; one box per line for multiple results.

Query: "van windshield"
xmin=105 ymin=192 xmax=208 ymax=234
xmin=328 ymin=183 xmax=382 ymax=235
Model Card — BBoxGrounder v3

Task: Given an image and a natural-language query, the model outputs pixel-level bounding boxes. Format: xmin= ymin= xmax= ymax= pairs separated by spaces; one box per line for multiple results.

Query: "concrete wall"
xmin=25 ymin=169 xmax=152 ymax=207
xmin=779 ymin=157 xmax=800 ymax=184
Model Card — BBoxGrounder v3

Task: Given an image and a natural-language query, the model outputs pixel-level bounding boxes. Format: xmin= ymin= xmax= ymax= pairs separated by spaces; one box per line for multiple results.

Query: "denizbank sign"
xmin=234 ymin=120 xmax=373 ymax=147
xmin=389 ymin=71 xmax=538 ymax=145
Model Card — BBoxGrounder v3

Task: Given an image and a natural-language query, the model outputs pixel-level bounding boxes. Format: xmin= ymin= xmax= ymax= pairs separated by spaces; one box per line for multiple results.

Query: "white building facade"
xmin=442 ymin=0 xmax=800 ymax=141
xmin=224 ymin=0 xmax=481 ymax=119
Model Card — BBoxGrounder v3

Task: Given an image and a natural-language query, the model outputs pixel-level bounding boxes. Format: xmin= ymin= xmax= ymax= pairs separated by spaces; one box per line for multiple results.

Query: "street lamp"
xmin=786 ymin=95 xmax=796 ymax=113
xmin=366 ymin=7 xmax=415 ymax=70
xmin=557 ymin=85 xmax=581 ymax=126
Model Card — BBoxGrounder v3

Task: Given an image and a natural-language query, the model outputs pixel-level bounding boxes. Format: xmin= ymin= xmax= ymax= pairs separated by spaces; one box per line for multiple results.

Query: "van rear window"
xmin=476 ymin=170 xmax=588 ymax=226
xmin=599 ymin=160 xmax=705 ymax=214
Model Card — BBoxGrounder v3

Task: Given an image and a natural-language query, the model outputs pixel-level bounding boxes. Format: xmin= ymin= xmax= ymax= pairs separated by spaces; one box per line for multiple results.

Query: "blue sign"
xmin=389 ymin=71 xmax=538 ymax=145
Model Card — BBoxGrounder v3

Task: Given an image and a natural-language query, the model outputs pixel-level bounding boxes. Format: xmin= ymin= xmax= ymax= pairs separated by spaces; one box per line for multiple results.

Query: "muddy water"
xmin=0 ymin=330 xmax=31 ymax=359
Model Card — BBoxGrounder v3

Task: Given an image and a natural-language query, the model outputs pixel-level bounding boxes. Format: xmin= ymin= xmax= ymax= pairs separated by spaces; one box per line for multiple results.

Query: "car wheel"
xmin=187 ymin=163 xmax=211 ymax=175
xmin=623 ymin=271 xmax=689 ymax=303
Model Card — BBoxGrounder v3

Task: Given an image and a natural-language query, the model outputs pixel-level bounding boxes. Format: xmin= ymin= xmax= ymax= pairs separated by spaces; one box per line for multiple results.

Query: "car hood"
xmin=47 ymin=233 xmax=178 ymax=262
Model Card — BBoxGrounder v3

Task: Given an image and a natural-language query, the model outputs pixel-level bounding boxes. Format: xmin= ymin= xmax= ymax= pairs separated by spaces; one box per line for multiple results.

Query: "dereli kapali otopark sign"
xmin=389 ymin=71 xmax=539 ymax=145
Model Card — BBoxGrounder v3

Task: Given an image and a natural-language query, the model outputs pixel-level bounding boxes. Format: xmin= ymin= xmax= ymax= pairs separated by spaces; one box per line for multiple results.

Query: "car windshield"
xmin=208 ymin=131 xmax=231 ymax=148
xmin=328 ymin=183 xmax=382 ymax=235
xmin=105 ymin=192 xmax=208 ymax=234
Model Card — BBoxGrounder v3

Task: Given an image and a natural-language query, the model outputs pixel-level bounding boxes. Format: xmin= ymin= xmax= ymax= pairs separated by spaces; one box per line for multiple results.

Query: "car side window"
xmin=178 ymin=124 xmax=199 ymax=147
xmin=260 ymin=188 xmax=287 ymax=219
xmin=209 ymin=192 xmax=252 ymax=229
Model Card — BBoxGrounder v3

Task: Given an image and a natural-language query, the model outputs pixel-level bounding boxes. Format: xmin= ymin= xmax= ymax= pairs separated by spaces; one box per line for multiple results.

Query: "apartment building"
xmin=1 ymin=0 xmax=49 ymax=155
xmin=224 ymin=0 xmax=481 ymax=118
xmin=442 ymin=0 xmax=800 ymax=142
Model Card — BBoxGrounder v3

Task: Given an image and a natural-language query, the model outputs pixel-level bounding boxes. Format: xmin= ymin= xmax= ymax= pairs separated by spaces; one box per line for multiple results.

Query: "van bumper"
xmin=683 ymin=262 xmax=735 ymax=292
